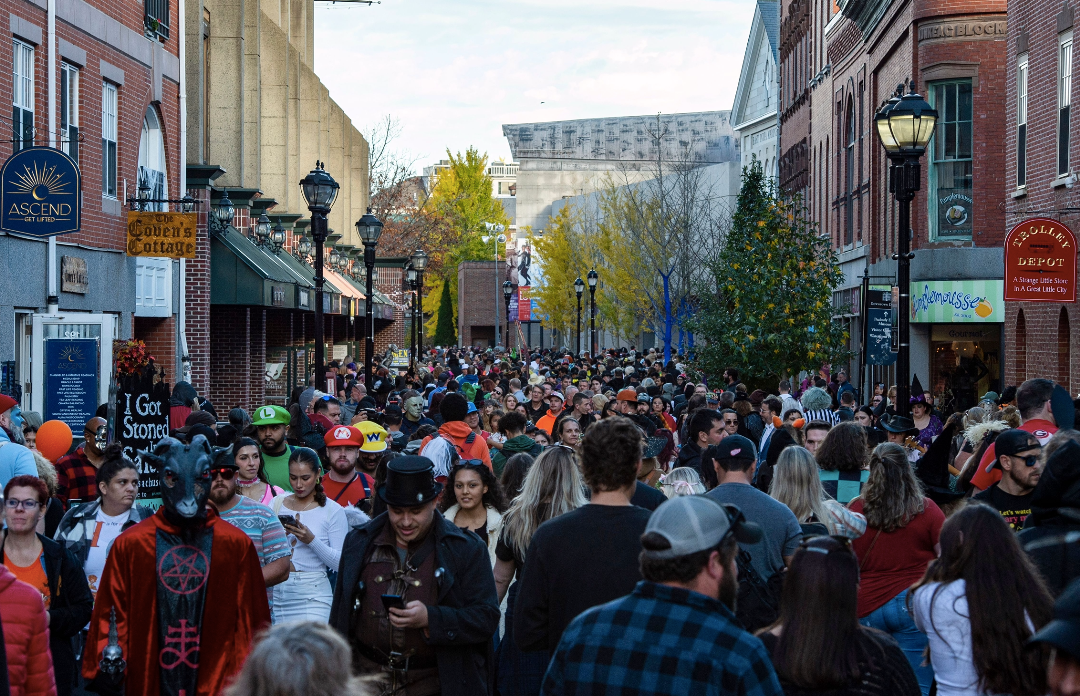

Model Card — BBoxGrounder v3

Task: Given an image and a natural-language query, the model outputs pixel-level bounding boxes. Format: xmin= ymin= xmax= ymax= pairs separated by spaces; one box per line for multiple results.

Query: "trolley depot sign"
xmin=1004 ymin=217 xmax=1077 ymax=302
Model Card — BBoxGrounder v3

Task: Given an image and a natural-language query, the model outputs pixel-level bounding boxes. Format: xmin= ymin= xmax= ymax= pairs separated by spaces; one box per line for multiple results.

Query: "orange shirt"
xmin=536 ymin=409 xmax=563 ymax=436
xmin=3 ymin=550 xmax=50 ymax=609
xmin=322 ymin=472 xmax=375 ymax=506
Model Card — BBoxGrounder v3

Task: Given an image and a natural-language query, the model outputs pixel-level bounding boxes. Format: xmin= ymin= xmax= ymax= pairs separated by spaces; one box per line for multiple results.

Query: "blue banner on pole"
xmin=45 ymin=338 xmax=99 ymax=430
xmin=0 ymin=147 xmax=82 ymax=238
xmin=865 ymin=289 xmax=897 ymax=366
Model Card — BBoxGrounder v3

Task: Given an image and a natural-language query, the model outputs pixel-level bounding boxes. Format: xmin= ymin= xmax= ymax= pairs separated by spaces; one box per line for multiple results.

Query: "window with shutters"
xmin=102 ymin=81 xmax=117 ymax=197
xmin=135 ymin=258 xmax=172 ymax=317
xmin=60 ymin=62 xmax=79 ymax=162
xmin=12 ymin=41 xmax=33 ymax=152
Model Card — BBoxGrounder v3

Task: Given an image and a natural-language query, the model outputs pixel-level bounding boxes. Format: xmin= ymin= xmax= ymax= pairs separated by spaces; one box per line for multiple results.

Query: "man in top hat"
xmin=329 ymin=456 xmax=500 ymax=696
xmin=880 ymin=414 xmax=921 ymax=462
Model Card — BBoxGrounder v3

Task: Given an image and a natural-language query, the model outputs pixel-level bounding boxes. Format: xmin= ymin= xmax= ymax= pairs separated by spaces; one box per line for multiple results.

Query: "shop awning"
xmin=337 ymin=273 xmax=397 ymax=320
xmin=211 ymin=227 xmax=303 ymax=308
xmin=274 ymin=250 xmax=345 ymax=312
xmin=325 ymin=269 xmax=364 ymax=317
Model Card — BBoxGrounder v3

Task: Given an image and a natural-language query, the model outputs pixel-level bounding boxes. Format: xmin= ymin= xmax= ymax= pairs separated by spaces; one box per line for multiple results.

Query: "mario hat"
xmin=252 ymin=404 xmax=290 ymax=426
xmin=355 ymin=420 xmax=389 ymax=453
xmin=324 ymin=425 xmax=363 ymax=448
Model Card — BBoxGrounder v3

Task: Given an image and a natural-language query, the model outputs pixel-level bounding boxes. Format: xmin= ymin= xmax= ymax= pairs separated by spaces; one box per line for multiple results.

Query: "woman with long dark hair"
xmin=232 ymin=436 xmax=284 ymax=506
xmin=758 ymin=536 xmax=920 ymax=696
xmin=438 ymin=462 xmax=509 ymax=565
xmin=911 ymin=503 xmax=1053 ymax=696
xmin=850 ymin=443 xmax=945 ymax=695
xmin=270 ymin=447 xmax=347 ymax=624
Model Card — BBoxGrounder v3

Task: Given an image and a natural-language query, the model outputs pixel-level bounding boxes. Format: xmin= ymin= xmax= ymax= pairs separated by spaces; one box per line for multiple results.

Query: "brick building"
xmin=1002 ymin=0 xmax=1080 ymax=392
xmin=780 ymin=0 xmax=1010 ymax=407
xmin=0 ymin=0 xmax=183 ymax=422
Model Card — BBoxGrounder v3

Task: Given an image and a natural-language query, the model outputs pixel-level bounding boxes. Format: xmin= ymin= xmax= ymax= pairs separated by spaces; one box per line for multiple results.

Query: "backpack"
xmin=423 ymin=431 xmax=478 ymax=479
xmin=735 ymin=547 xmax=784 ymax=632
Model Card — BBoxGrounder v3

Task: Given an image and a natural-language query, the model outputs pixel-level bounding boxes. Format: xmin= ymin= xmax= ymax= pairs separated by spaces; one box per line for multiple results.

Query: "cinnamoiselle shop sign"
xmin=1004 ymin=217 xmax=1077 ymax=302
xmin=127 ymin=212 xmax=198 ymax=258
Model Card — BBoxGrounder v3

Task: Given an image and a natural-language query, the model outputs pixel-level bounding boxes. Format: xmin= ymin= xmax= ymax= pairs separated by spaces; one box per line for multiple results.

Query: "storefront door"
xmin=929 ymin=324 xmax=1002 ymax=413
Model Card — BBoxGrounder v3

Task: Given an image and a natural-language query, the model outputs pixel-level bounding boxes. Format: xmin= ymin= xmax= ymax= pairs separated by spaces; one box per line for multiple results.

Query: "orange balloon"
xmin=36 ymin=420 xmax=73 ymax=462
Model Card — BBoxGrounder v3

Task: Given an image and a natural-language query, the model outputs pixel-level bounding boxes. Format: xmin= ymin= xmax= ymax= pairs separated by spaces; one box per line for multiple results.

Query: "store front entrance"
xmin=929 ymin=324 xmax=1002 ymax=413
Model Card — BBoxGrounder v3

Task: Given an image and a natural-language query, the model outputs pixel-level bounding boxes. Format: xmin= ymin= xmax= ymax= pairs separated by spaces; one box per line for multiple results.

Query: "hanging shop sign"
xmin=517 ymin=286 xmax=533 ymax=321
xmin=126 ymin=212 xmax=198 ymax=258
xmin=1004 ymin=217 xmax=1077 ymax=302
xmin=910 ymin=279 xmax=1003 ymax=323
xmin=116 ymin=383 xmax=170 ymax=506
xmin=864 ymin=287 xmax=896 ymax=366
xmin=44 ymin=338 xmax=99 ymax=430
xmin=0 ymin=147 xmax=81 ymax=238
xmin=389 ymin=349 xmax=410 ymax=368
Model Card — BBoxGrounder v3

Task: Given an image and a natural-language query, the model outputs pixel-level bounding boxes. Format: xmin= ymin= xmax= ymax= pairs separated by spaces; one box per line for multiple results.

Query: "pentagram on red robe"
xmin=158 ymin=546 xmax=209 ymax=595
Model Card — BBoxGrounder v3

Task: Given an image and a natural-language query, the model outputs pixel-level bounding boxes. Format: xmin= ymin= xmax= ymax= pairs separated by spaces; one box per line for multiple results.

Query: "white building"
xmin=731 ymin=0 xmax=780 ymax=183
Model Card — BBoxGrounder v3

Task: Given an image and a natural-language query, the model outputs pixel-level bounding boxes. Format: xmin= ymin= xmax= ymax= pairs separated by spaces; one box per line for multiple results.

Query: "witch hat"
xmin=910 ymin=374 xmax=928 ymax=405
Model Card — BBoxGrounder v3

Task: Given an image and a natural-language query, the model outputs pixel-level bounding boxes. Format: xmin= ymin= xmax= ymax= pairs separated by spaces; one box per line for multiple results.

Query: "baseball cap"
xmin=324 ymin=425 xmax=363 ymax=448
xmin=707 ymin=434 xmax=757 ymax=462
xmin=616 ymin=388 xmax=638 ymax=403
xmin=548 ymin=392 xmax=565 ymax=403
xmin=1029 ymin=577 xmax=1080 ymax=660
xmin=995 ymin=429 xmax=1042 ymax=459
xmin=466 ymin=402 xmax=478 ymax=415
xmin=251 ymin=404 xmax=290 ymax=426
xmin=355 ymin=420 xmax=389 ymax=453
xmin=641 ymin=496 xmax=762 ymax=560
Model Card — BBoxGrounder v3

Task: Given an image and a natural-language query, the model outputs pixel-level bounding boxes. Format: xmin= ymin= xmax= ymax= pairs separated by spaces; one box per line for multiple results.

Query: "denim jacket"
xmin=52 ymin=499 xmax=154 ymax=566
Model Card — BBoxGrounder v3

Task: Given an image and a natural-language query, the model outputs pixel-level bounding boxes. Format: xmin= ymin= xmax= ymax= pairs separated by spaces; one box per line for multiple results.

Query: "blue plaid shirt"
xmin=541 ymin=581 xmax=783 ymax=696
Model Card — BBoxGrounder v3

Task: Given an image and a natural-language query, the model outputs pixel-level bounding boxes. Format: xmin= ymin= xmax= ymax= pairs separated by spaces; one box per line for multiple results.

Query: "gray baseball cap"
xmin=641 ymin=496 xmax=762 ymax=560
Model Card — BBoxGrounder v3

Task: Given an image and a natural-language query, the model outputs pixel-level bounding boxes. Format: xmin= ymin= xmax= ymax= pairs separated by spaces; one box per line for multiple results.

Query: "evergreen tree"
xmin=690 ymin=161 xmax=851 ymax=382
xmin=432 ymin=280 xmax=456 ymax=346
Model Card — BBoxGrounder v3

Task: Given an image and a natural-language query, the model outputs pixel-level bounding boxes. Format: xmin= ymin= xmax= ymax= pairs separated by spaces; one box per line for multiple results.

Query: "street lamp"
xmin=411 ymin=249 xmax=428 ymax=356
xmin=209 ymin=189 xmax=234 ymax=237
xmin=587 ymin=269 xmax=598 ymax=356
xmin=254 ymin=212 xmax=272 ymax=247
xmin=574 ymin=277 xmax=585 ymax=355
xmin=270 ymin=221 xmax=286 ymax=253
xmin=875 ymin=82 xmax=937 ymax=419
xmin=299 ymin=161 xmax=340 ymax=386
xmin=502 ymin=280 xmax=514 ymax=350
xmin=406 ymin=263 xmax=418 ymax=362
xmin=356 ymin=208 xmax=384 ymax=388
xmin=297 ymin=235 xmax=312 ymax=260
xmin=483 ymin=223 xmax=506 ymax=346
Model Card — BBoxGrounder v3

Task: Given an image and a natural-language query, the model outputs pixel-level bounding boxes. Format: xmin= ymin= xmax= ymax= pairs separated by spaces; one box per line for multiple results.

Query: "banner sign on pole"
xmin=117 ymin=382 xmax=171 ymax=506
xmin=0 ymin=147 xmax=81 ymax=238
xmin=517 ymin=286 xmax=532 ymax=321
xmin=44 ymin=338 xmax=99 ymax=430
xmin=1004 ymin=217 xmax=1077 ymax=302
xmin=126 ymin=212 xmax=198 ymax=258
xmin=865 ymin=287 xmax=896 ymax=366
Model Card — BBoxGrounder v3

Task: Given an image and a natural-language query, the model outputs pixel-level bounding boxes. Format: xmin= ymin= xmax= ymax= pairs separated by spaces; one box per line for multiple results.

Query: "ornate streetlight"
xmin=209 ymin=189 xmax=234 ymax=237
xmin=587 ymin=269 xmax=598 ymax=355
xmin=299 ymin=162 xmax=340 ymax=385
xmin=254 ymin=212 xmax=272 ymax=247
xmin=270 ymin=221 xmax=286 ymax=253
xmin=875 ymin=82 xmax=937 ymax=418
xmin=406 ymin=263 xmax=418 ymax=361
xmin=411 ymin=249 xmax=428 ymax=355
xmin=574 ymin=277 xmax=585 ymax=355
xmin=355 ymin=208 xmax=384 ymax=388
xmin=502 ymin=280 xmax=514 ymax=350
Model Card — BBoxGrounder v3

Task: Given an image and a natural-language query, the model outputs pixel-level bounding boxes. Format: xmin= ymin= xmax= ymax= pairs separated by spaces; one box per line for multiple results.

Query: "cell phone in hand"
xmin=278 ymin=514 xmax=297 ymax=527
xmin=381 ymin=594 xmax=406 ymax=612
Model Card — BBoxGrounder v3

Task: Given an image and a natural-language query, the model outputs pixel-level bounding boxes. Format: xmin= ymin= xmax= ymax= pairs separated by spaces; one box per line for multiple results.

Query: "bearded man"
xmin=82 ymin=435 xmax=270 ymax=696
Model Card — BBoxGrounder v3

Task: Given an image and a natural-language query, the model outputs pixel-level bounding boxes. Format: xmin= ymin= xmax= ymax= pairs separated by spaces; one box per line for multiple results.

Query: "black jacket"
xmin=1019 ymin=440 xmax=1080 ymax=596
xmin=677 ymin=441 xmax=716 ymax=489
xmin=0 ymin=532 xmax=93 ymax=696
xmin=329 ymin=511 xmax=501 ymax=696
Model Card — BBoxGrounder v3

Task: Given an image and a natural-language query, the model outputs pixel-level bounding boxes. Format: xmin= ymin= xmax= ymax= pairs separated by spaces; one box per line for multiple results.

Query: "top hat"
xmin=378 ymin=456 xmax=443 ymax=507
xmin=880 ymin=414 xmax=917 ymax=433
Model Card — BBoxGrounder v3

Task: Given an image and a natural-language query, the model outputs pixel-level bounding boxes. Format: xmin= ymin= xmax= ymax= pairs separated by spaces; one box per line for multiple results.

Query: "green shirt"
xmin=261 ymin=446 xmax=294 ymax=491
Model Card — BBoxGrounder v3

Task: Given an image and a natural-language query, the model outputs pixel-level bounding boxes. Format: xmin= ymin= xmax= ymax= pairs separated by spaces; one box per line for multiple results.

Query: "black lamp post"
xmin=254 ymin=212 xmax=272 ymax=247
xmin=875 ymin=82 xmax=937 ymax=419
xmin=502 ymin=280 xmax=514 ymax=349
xmin=574 ymin=277 xmax=584 ymax=356
xmin=299 ymin=161 xmax=340 ymax=386
xmin=209 ymin=189 xmax=234 ymax=237
xmin=411 ymin=249 xmax=428 ymax=356
xmin=406 ymin=263 xmax=418 ymax=362
xmin=587 ymin=269 xmax=598 ymax=356
xmin=356 ymin=208 xmax=384 ymax=389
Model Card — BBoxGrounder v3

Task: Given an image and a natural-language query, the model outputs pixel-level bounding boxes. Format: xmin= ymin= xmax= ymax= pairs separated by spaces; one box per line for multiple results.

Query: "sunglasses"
xmin=209 ymin=467 xmax=238 ymax=480
xmin=1012 ymin=454 xmax=1041 ymax=468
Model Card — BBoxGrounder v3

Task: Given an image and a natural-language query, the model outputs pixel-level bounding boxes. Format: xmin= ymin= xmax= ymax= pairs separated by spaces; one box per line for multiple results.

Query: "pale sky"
xmin=313 ymin=0 xmax=757 ymax=171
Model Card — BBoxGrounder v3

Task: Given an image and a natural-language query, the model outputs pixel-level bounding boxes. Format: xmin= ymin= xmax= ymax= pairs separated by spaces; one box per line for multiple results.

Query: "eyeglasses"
xmin=5 ymin=498 xmax=41 ymax=510
xmin=209 ymin=467 xmax=238 ymax=480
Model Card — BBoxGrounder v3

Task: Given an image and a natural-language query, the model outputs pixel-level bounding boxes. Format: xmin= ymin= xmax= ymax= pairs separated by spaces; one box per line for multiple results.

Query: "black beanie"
xmin=440 ymin=392 xmax=469 ymax=423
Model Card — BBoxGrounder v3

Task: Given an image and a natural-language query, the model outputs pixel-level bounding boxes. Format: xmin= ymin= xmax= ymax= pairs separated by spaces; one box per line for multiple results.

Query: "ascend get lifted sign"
xmin=1004 ymin=217 xmax=1077 ymax=303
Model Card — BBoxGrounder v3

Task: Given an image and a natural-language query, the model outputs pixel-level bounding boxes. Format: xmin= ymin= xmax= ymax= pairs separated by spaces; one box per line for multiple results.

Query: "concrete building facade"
xmin=732 ymin=0 xmax=781 ymax=183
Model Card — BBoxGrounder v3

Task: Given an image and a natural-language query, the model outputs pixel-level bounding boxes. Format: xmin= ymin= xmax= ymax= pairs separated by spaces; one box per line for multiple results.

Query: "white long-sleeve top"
xmin=271 ymin=495 xmax=348 ymax=573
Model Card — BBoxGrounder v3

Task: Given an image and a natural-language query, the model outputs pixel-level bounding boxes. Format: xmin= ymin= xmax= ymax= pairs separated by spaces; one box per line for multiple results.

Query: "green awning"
xmin=211 ymin=227 xmax=306 ymax=308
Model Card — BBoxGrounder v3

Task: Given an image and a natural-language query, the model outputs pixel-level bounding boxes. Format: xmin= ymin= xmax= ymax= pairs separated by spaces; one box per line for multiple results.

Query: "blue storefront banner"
xmin=865 ymin=288 xmax=897 ymax=366
xmin=0 ymin=146 xmax=82 ymax=238
xmin=45 ymin=338 xmax=99 ymax=430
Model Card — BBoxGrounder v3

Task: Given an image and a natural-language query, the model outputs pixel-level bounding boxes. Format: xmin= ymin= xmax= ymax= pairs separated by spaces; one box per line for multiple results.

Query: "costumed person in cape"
xmin=81 ymin=435 xmax=271 ymax=696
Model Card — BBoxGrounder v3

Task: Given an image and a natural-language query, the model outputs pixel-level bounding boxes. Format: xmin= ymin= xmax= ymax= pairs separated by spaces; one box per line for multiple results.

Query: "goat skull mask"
xmin=141 ymin=435 xmax=214 ymax=520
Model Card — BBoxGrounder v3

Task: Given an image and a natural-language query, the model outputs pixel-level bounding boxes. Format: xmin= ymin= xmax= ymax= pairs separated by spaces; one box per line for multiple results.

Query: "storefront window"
xmin=138 ymin=107 xmax=168 ymax=211
xmin=929 ymin=325 xmax=1000 ymax=413
xmin=929 ymin=81 xmax=973 ymax=240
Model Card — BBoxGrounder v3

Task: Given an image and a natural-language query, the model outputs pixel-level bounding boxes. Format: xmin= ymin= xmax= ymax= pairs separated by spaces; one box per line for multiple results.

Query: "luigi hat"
xmin=379 ymin=456 xmax=443 ymax=507
xmin=252 ymin=404 xmax=290 ymax=426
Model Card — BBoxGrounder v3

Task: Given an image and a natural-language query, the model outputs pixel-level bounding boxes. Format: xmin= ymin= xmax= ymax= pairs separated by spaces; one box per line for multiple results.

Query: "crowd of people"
xmin=0 ymin=345 xmax=1079 ymax=696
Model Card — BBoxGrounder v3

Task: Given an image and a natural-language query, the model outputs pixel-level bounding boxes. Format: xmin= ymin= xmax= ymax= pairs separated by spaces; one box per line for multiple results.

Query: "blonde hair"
xmin=770 ymin=446 xmax=829 ymax=524
xmin=659 ymin=467 xmax=705 ymax=498
xmin=500 ymin=447 xmax=586 ymax=559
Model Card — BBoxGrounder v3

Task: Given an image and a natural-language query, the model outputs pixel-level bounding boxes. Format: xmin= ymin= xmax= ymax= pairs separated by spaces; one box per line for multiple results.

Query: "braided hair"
xmin=288 ymin=446 xmax=326 ymax=507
